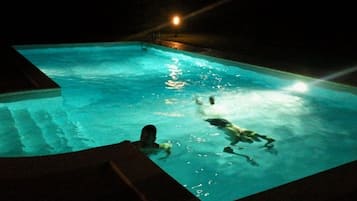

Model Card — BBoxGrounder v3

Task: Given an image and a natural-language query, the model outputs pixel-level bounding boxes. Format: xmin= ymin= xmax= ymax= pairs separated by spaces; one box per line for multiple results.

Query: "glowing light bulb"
xmin=172 ymin=15 xmax=181 ymax=26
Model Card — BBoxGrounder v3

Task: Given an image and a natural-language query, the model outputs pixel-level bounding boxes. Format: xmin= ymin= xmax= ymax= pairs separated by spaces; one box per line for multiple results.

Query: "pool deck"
xmin=240 ymin=160 xmax=357 ymax=201
xmin=0 ymin=141 xmax=199 ymax=201
xmin=1 ymin=37 xmax=357 ymax=200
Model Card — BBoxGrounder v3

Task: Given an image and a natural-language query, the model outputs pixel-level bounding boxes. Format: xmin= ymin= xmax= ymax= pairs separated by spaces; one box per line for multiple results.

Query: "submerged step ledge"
xmin=0 ymin=141 xmax=199 ymax=201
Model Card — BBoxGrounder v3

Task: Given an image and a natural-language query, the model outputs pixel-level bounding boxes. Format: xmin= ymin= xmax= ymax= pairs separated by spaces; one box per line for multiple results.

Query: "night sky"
xmin=2 ymin=1 xmax=213 ymax=44
xmin=2 ymin=0 xmax=356 ymax=47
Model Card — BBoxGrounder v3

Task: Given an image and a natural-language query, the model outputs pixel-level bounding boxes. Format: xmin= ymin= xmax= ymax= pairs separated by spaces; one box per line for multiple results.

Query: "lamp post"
xmin=171 ymin=15 xmax=181 ymax=37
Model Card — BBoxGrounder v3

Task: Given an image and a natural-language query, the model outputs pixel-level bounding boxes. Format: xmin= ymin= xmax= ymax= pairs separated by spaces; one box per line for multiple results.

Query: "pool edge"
xmin=0 ymin=88 xmax=61 ymax=103
xmin=147 ymin=40 xmax=357 ymax=95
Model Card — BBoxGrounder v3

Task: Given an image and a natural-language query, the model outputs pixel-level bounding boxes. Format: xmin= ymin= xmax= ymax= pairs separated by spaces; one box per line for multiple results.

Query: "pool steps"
xmin=0 ymin=107 xmax=23 ymax=154
xmin=0 ymin=105 xmax=91 ymax=156
xmin=12 ymin=109 xmax=52 ymax=153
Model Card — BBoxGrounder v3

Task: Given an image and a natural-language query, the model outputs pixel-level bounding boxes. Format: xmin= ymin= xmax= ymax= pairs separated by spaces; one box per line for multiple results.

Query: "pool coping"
xmin=0 ymin=88 xmax=61 ymax=103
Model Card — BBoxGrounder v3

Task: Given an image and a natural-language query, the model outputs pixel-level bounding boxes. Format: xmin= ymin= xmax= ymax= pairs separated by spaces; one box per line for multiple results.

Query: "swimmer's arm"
xmin=195 ymin=97 xmax=203 ymax=105
xmin=159 ymin=142 xmax=172 ymax=159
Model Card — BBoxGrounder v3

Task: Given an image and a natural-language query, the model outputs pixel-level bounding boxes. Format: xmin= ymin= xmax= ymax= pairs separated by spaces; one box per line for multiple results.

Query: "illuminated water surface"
xmin=1 ymin=42 xmax=357 ymax=201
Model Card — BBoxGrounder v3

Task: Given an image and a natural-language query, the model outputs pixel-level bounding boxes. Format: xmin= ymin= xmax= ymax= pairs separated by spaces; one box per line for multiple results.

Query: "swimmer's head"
xmin=209 ymin=96 xmax=215 ymax=105
xmin=140 ymin=124 xmax=157 ymax=143
xmin=205 ymin=118 xmax=231 ymax=128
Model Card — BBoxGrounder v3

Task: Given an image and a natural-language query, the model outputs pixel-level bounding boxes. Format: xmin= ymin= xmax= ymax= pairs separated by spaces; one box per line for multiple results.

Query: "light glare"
xmin=290 ymin=82 xmax=308 ymax=93
xmin=172 ymin=16 xmax=181 ymax=26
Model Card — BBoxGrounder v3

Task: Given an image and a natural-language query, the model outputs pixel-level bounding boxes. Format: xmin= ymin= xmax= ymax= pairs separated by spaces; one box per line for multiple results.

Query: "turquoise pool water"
xmin=2 ymin=42 xmax=357 ymax=201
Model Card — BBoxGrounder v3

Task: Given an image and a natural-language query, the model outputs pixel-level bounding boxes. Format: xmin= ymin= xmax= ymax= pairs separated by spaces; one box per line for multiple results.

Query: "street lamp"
xmin=171 ymin=15 xmax=181 ymax=37
xmin=172 ymin=15 xmax=181 ymax=26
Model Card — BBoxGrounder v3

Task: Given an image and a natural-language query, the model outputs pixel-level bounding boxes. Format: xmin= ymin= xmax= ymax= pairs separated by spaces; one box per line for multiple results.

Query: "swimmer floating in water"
xmin=205 ymin=118 xmax=275 ymax=148
xmin=195 ymin=95 xmax=227 ymax=118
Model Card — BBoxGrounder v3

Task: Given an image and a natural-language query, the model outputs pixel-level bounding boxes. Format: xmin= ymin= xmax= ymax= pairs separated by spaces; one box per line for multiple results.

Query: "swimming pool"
xmin=2 ymin=42 xmax=357 ymax=201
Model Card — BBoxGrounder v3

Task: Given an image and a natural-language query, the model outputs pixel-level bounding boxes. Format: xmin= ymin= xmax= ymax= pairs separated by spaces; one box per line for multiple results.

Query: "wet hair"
xmin=141 ymin=124 xmax=157 ymax=140
xmin=209 ymin=96 xmax=215 ymax=105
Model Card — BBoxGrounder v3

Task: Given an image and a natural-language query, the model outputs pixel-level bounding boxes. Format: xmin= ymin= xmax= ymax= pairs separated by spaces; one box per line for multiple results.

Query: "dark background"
xmin=2 ymin=0 xmax=356 ymax=47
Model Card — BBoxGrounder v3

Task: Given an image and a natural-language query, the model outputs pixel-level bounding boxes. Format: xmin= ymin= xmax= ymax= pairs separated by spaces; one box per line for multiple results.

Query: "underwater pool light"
xmin=290 ymin=81 xmax=308 ymax=93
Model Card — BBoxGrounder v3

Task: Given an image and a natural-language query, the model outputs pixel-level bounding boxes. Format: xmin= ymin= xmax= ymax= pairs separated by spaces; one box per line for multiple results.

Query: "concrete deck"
xmin=238 ymin=160 xmax=357 ymax=201
xmin=0 ymin=141 xmax=199 ymax=201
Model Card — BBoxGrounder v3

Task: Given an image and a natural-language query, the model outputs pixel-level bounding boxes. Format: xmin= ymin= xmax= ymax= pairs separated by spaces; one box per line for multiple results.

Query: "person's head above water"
xmin=209 ymin=96 xmax=215 ymax=105
xmin=140 ymin=124 xmax=157 ymax=146
xmin=132 ymin=124 xmax=172 ymax=158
